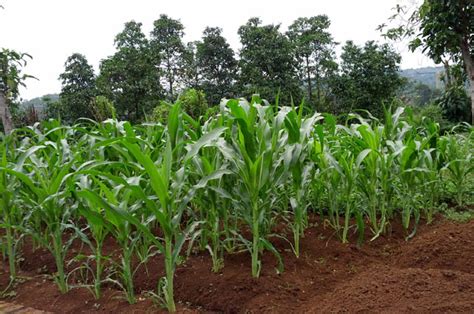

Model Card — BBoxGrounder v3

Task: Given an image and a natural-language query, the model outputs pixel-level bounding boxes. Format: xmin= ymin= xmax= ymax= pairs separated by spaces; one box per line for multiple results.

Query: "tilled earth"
xmin=1 ymin=217 xmax=473 ymax=313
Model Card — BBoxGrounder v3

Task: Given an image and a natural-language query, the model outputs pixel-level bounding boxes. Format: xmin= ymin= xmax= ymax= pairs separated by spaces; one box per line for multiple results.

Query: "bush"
xmin=151 ymin=101 xmax=172 ymax=124
xmin=203 ymin=105 xmax=220 ymax=121
xmin=435 ymin=85 xmax=471 ymax=123
xmin=91 ymin=96 xmax=116 ymax=121
xmin=177 ymin=89 xmax=208 ymax=119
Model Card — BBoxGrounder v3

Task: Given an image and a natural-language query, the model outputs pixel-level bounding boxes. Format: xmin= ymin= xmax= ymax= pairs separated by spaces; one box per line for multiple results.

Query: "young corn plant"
xmin=420 ymin=148 xmax=442 ymax=223
xmin=77 ymin=174 xmax=157 ymax=304
xmin=99 ymin=103 xmax=227 ymax=311
xmin=336 ymin=149 xmax=368 ymax=244
xmin=1 ymin=126 xmax=84 ymax=294
xmin=220 ymin=97 xmax=285 ymax=278
xmin=190 ymin=147 xmax=232 ymax=272
xmin=395 ymin=138 xmax=424 ymax=236
xmin=440 ymin=132 xmax=473 ymax=207
xmin=354 ymin=122 xmax=385 ymax=236
xmin=0 ymin=134 xmax=26 ymax=283
xmin=283 ymin=104 xmax=323 ymax=256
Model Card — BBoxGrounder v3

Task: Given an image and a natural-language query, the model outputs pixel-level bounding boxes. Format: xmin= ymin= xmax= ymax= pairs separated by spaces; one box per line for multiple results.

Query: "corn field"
xmin=1 ymin=97 xmax=473 ymax=312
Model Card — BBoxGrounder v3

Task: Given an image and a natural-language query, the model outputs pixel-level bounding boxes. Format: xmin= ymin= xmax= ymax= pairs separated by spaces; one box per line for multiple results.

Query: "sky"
xmin=0 ymin=0 xmax=435 ymax=100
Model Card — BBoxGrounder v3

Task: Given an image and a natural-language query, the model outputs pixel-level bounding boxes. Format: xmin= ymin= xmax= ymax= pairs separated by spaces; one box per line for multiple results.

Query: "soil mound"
xmin=1 ymin=218 xmax=474 ymax=313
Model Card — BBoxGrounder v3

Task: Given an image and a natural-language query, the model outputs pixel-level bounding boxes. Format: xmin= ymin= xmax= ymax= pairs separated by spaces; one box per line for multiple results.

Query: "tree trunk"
xmin=315 ymin=69 xmax=321 ymax=106
xmin=166 ymin=52 xmax=174 ymax=100
xmin=0 ymin=91 xmax=14 ymax=134
xmin=305 ymin=55 xmax=313 ymax=105
xmin=442 ymin=60 xmax=452 ymax=88
xmin=460 ymin=37 xmax=474 ymax=124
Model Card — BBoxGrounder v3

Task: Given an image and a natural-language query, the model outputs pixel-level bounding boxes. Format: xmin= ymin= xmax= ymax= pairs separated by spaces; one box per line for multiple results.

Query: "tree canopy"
xmin=330 ymin=41 xmax=404 ymax=117
xmin=59 ymin=53 xmax=96 ymax=122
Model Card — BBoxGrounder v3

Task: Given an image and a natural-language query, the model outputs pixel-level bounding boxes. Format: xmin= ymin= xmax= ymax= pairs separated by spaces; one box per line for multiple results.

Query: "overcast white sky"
xmin=0 ymin=0 xmax=434 ymax=100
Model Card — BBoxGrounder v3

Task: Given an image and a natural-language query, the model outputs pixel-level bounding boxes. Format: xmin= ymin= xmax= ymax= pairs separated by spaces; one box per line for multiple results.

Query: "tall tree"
xmin=414 ymin=0 xmax=473 ymax=123
xmin=381 ymin=0 xmax=473 ymax=123
xmin=97 ymin=21 xmax=162 ymax=122
xmin=330 ymin=41 xmax=404 ymax=117
xmin=287 ymin=15 xmax=337 ymax=107
xmin=237 ymin=17 xmax=300 ymax=104
xmin=150 ymin=14 xmax=186 ymax=100
xmin=182 ymin=41 xmax=200 ymax=89
xmin=196 ymin=27 xmax=237 ymax=105
xmin=59 ymin=53 xmax=96 ymax=122
xmin=0 ymin=49 xmax=34 ymax=133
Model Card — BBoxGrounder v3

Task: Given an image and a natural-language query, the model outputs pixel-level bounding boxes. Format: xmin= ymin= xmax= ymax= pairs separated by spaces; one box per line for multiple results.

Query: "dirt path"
xmin=1 ymin=218 xmax=473 ymax=313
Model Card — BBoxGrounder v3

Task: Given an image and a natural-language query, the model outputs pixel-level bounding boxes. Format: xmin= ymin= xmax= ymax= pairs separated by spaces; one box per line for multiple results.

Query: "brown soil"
xmin=1 ymin=217 xmax=473 ymax=313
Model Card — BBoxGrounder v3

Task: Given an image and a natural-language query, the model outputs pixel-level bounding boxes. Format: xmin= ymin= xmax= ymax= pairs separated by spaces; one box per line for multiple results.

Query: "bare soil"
xmin=1 ymin=216 xmax=473 ymax=313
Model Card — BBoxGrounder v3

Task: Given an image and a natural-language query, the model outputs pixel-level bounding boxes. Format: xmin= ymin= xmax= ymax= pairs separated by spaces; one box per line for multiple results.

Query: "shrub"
xmin=435 ymin=85 xmax=471 ymax=123
xmin=151 ymin=101 xmax=172 ymax=124
xmin=177 ymin=89 xmax=208 ymax=119
xmin=91 ymin=96 xmax=116 ymax=121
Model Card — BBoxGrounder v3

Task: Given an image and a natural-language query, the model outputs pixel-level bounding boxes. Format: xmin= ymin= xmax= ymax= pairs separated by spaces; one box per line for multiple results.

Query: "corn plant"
xmin=0 ymin=134 xmax=24 ymax=283
xmin=220 ymin=97 xmax=285 ymax=277
xmin=190 ymin=147 xmax=232 ymax=272
xmin=1 ymin=96 xmax=472 ymax=306
xmin=283 ymin=104 xmax=323 ymax=256
xmin=77 ymin=174 xmax=157 ymax=304
xmin=440 ymin=130 xmax=473 ymax=207
xmin=94 ymin=103 xmax=227 ymax=311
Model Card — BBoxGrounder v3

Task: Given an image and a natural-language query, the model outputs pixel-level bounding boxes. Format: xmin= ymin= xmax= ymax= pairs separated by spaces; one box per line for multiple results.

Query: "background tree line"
xmin=1 ymin=0 xmax=472 ymax=132
xmin=49 ymin=14 xmax=407 ymax=124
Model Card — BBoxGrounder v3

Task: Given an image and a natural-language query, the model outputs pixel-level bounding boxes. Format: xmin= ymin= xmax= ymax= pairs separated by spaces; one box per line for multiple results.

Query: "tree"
xmin=0 ymin=49 xmax=34 ymax=133
xmin=381 ymin=0 xmax=473 ymax=123
xmin=398 ymin=80 xmax=442 ymax=107
xmin=196 ymin=27 xmax=237 ymax=105
xmin=330 ymin=41 xmax=404 ymax=117
xmin=414 ymin=0 xmax=473 ymax=123
xmin=287 ymin=15 xmax=337 ymax=107
xmin=150 ymin=14 xmax=186 ymax=100
xmin=59 ymin=53 xmax=96 ymax=122
xmin=237 ymin=18 xmax=300 ymax=104
xmin=435 ymin=64 xmax=471 ymax=122
xmin=182 ymin=41 xmax=200 ymax=90
xmin=97 ymin=21 xmax=162 ymax=122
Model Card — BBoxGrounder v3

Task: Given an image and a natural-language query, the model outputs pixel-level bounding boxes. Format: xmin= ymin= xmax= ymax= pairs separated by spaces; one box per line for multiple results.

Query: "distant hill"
xmin=400 ymin=66 xmax=444 ymax=89
xmin=21 ymin=94 xmax=60 ymax=111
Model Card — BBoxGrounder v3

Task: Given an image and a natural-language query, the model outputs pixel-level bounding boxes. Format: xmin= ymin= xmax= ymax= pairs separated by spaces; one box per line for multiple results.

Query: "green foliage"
xmin=435 ymin=85 xmax=471 ymax=123
xmin=443 ymin=207 xmax=474 ymax=223
xmin=0 ymin=49 xmax=34 ymax=99
xmin=152 ymin=89 xmax=208 ymax=124
xmin=59 ymin=53 xmax=96 ymax=123
xmin=237 ymin=18 xmax=301 ymax=104
xmin=408 ymin=103 xmax=450 ymax=130
xmin=11 ymin=103 xmax=39 ymax=128
xmin=287 ymin=15 xmax=337 ymax=108
xmin=203 ymin=105 xmax=220 ymax=121
xmin=97 ymin=21 xmax=162 ymax=123
xmin=329 ymin=41 xmax=404 ymax=117
xmin=150 ymin=15 xmax=186 ymax=100
xmin=151 ymin=101 xmax=171 ymax=124
xmin=196 ymin=27 xmax=237 ymax=105
xmin=399 ymin=80 xmax=442 ymax=107
xmin=181 ymin=41 xmax=200 ymax=89
xmin=0 ymin=99 xmax=472 ymax=312
xmin=177 ymin=88 xmax=208 ymax=119
xmin=91 ymin=96 xmax=116 ymax=121
xmin=0 ymin=49 xmax=35 ymax=133
xmin=43 ymin=97 xmax=66 ymax=121
xmin=410 ymin=0 xmax=473 ymax=65
xmin=380 ymin=0 xmax=473 ymax=123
